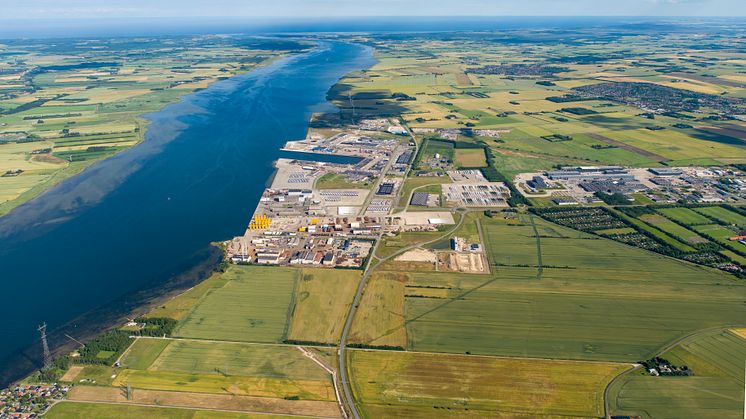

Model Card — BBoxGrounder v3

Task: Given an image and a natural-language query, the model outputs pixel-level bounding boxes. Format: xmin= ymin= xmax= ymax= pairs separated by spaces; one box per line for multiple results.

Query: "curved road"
xmin=602 ymin=325 xmax=742 ymax=418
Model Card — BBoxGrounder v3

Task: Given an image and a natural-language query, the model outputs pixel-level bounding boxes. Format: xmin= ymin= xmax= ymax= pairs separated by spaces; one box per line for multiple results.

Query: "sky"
xmin=3 ymin=0 xmax=745 ymax=19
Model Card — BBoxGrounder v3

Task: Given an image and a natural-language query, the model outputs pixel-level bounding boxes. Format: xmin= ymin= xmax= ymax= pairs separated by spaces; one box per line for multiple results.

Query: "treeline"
xmin=46 ymin=317 xmax=179 ymax=379
xmin=480 ymin=144 xmax=530 ymax=207
xmin=77 ymin=317 xmax=177 ymax=366
xmin=533 ymin=206 xmax=744 ymax=276
xmin=419 ymin=133 xmax=531 ymax=207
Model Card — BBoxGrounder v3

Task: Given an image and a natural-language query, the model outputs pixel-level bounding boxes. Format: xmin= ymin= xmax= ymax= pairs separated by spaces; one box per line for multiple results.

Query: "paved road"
xmin=336 ymin=207 xmax=467 ymax=418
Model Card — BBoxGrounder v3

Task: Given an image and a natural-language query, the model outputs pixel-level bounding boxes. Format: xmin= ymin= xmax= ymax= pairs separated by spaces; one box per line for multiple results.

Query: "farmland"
xmin=16 ymin=22 xmax=746 ymax=419
xmin=123 ymin=339 xmax=330 ymax=382
xmin=173 ymin=265 xmax=298 ymax=343
xmin=637 ymin=213 xmax=708 ymax=245
xmin=63 ymin=385 xmax=340 ymax=417
xmin=45 ymin=402 xmax=296 ymax=419
xmin=0 ymin=36 xmax=292 ymax=215
xmin=694 ymin=206 xmax=746 ymax=226
xmin=349 ymin=350 xmax=630 ymax=418
xmin=350 ymin=213 xmax=746 ymax=362
xmin=287 ymin=269 xmax=362 ymax=344
xmin=534 ymin=205 xmax=746 ymax=271
xmin=331 ymin=31 xmax=746 ymax=177
xmin=657 ymin=207 xmax=712 ymax=225
xmin=49 ymin=263 xmax=348 ymax=417
xmin=112 ymin=367 xmax=333 ymax=400
xmin=347 ymin=272 xmax=407 ymax=349
xmin=609 ymin=329 xmax=746 ymax=418
xmin=454 ymin=148 xmax=487 ymax=167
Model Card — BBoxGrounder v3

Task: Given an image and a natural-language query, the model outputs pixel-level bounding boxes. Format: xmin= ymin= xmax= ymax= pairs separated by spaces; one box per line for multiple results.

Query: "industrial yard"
xmin=225 ymin=119 xmax=474 ymax=268
xmin=516 ymin=165 xmax=746 ymax=206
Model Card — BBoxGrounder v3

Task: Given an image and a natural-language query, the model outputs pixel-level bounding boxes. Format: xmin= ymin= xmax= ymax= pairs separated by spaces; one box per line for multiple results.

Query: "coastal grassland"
xmin=353 ymin=213 xmax=746 ymax=360
xmin=65 ymin=365 xmax=118 ymax=386
xmin=693 ymin=206 xmax=746 ymax=226
xmin=453 ymin=147 xmax=487 ymax=167
xmin=348 ymin=272 xmax=407 ymax=349
xmin=45 ymin=402 xmax=298 ymax=419
xmin=657 ymin=207 xmax=713 ymax=225
xmin=349 ymin=350 xmax=630 ymax=418
xmin=64 ymin=385 xmax=339 ymax=417
xmin=610 ymin=329 xmax=746 ymax=419
xmin=174 ymin=265 xmax=298 ymax=343
xmin=287 ymin=268 xmax=362 ymax=344
xmin=145 ymin=269 xmax=234 ymax=321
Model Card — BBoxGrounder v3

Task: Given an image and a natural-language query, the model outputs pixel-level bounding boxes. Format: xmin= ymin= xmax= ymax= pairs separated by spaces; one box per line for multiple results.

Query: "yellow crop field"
xmin=287 ymin=268 xmax=362 ymax=344
xmin=350 ymin=350 xmax=630 ymax=418
xmin=348 ymin=272 xmax=407 ymax=348
xmin=731 ymin=328 xmax=746 ymax=340
xmin=113 ymin=368 xmax=335 ymax=401
xmin=65 ymin=385 xmax=340 ymax=417
xmin=454 ymin=148 xmax=487 ymax=167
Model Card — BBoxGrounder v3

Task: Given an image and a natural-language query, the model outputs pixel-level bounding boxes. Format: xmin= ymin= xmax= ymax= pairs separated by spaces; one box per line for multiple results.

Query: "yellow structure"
xmin=249 ymin=214 xmax=271 ymax=230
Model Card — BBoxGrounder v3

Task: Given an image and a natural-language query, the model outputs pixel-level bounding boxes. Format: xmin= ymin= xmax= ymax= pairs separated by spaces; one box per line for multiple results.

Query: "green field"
xmin=120 ymin=339 xmax=171 ymax=370
xmin=454 ymin=148 xmax=487 ymax=167
xmin=353 ymin=214 xmax=746 ymax=361
xmin=657 ymin=207 xmax=713 ymax=225
xmin=615 ymin=210 xmax=696 ymax=252
xmin=145 ymin=340 xmax=329 ymax=381
xmin=610 ymin=329 xmax=746 ymax=419
xmin=315 ymin=173 xmax=371 ymax=189
xmin=45 ymin=402 xmax=293 ymax=419
xmin=694 ymin=206 xmax=746 ymax=226
xmin=348 ymin=272 xmax=407 ymax=348
xmin=350 ymin=349 xmax=630 ymax=418
xmin=692 ymin=224 xmax=744 ymax=253
xmin=174 ymin=265 xmax=298 ymax=343
xmin=638 ymin=213 xmax=708 ymax=245
xmin=113 ymin=368 xmax=334 ymax=401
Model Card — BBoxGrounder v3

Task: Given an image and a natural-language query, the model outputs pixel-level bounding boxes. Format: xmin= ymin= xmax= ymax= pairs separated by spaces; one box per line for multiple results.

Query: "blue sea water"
xmin=0 ymin=41 xmax=375 ymax=386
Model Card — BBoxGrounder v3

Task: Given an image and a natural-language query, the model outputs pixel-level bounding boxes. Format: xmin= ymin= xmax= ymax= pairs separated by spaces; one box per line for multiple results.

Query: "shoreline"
xmin=0 ymin=244 xmax=223 ymax=388
xmin=0 ymin=50 xmax=295 ymax=220
xmin=0 ymin=46 xmax=312 ymax=388
xmin=0 ymin=40 xmax=370 ymax=390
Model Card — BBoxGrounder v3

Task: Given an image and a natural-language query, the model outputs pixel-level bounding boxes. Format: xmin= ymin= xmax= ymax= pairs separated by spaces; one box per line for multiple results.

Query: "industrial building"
xmin=410 ymin=192 xmax=430 ymax=206
xmin=546 ymin=166 xmax=634 ymax=181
